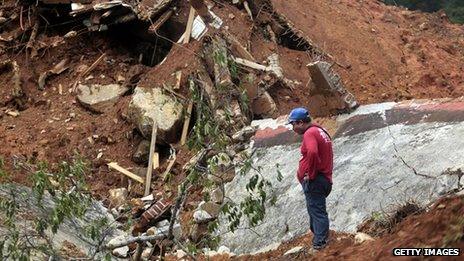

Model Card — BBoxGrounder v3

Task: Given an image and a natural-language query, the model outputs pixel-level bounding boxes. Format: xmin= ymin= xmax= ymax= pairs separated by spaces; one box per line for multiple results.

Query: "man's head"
xmin=287 ymin=107 xmax=312 ymax=135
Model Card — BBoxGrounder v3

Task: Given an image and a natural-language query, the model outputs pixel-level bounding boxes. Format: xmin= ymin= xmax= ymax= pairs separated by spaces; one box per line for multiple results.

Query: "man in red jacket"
xmin=288 ymin=107 xmax=333 ymax=250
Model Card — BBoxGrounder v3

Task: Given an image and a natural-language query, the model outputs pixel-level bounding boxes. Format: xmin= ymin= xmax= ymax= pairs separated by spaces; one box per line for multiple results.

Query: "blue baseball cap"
xmin=287 ymin=107 xmax=311 ymax=124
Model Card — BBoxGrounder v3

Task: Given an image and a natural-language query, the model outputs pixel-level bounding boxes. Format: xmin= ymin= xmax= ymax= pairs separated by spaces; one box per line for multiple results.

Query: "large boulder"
xmin=216 ymin=98 xmax=464 ymax=254
xmin=77 ymin=83 xmax=128 ymax=113
xmin=128 ymin=86 xmax=183 ymax=143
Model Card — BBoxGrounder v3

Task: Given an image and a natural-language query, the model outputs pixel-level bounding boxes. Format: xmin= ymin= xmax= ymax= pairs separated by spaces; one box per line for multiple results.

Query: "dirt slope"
xmin=272 ymin=0 xmax=464 ymax=104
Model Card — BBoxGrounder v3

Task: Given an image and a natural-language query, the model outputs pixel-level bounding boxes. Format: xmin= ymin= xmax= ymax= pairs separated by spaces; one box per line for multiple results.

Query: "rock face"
xmin=217 ymin=98 xmax=464 ymax=254
xmin=0 ymin=184 xmax=126 ymax=259
xmin=128 ymin=86 xmax=183 ymax=143
xmin=77 ymin=83 xmax=128 ymax=113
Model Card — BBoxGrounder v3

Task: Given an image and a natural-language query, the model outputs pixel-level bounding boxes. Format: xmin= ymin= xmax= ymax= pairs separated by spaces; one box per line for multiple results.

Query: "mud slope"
xmin=272 ymin=0 xmax=464 ymax=104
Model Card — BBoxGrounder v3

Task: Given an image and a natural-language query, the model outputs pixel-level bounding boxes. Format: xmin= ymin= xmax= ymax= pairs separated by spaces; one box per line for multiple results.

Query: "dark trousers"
xmin=302 ymin=174 xmax=332 ymax=247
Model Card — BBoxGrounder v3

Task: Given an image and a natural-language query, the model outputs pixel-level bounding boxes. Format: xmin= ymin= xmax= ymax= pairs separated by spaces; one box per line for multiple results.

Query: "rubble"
xmin=133 ymin=139 xmax=150 ymax=164
xmin=128 ymin=86 xmax=183 ymax=143
xmin=108 ymin=235 xmax=130 ymax=258
xmin=354 ymin=232 xmax=375 ymax=244
xmin=77 ymin=83 xmax=128 ymax=113
xmin=109 ymin=188 xmax=128 ymax=208
xmin=193 ymin=210 xmax=213 ymax=224
xmin=307 ymin=61 xmax=358 ymax=112
xmin=198 ymin=201 xmax=221 ymax=218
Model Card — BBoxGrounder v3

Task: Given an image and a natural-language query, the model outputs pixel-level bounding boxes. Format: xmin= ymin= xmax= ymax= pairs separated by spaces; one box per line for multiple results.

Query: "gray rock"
xmin=108 ymin=188 xmax=128 ymax=208
xmin=128 ymin=86 xmax=183 ymax=143
xmin=210 ymin=187 xmax=224 ymax=204
xmin=147 ymin=223 xmax=182 ymax=240
xmin=132 ymin=139 xmax=150 ymax=164
xmin=77 ymin=83 xmax=128 ymax=113
xmin=194 ymin=210 xmax=213 ymax=224
xmin=216 ymin=99 xmax=464 ymax=254
xmin=232 ymin=126 xmax=257 ymax=142
xmin=108 ymin=235 xmax=129 ymax=257
xmin=199 ymin=201 xmax=221 ymax=218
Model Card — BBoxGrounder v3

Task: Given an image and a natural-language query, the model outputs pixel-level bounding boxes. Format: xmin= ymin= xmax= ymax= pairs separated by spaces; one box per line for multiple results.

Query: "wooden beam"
xmin=148 ymin=10 xmax=173 ymax=33
xmin=153 ymin=152 xmax=159 ymax=170
xmin=180 ymin=100 xmax=194 ymax=145
xmin=108 ymin=162 xmax=144 ymax=184
xmin=183 ymin=7 xmax=196 ymax=44
xmin=174 ymin=71 xmax=182 ymax=90
xmin=145 ymin=123 xmax=158 ymax=196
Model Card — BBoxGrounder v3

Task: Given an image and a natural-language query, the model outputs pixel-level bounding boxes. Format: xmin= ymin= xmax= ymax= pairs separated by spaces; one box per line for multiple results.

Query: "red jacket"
xmin=297 ymin=124 xmax=333 ymax=184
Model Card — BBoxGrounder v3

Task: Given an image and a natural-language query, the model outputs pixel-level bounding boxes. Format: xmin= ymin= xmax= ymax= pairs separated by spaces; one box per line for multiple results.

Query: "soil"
xmin=197 ymin=195 xmax=464 ymax=261
xmin=1 ymin=0 xmax=463 ymax=259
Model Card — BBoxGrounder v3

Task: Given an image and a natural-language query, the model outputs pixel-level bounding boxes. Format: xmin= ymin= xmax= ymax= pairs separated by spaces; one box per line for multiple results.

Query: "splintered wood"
xmin=108 ymin=162 xmax=144 ymax=184
xmin=180 ymin=100 xmax=194 ymax=145
xmin=145 ymin=124 xmax=158 ymax=196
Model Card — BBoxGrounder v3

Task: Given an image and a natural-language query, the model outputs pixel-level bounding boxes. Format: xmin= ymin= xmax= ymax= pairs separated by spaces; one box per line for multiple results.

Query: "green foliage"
xmin=0 ymin=156 xmax=112 ymax=259
xmin=383 ymin=0 xmax=464 ymax=24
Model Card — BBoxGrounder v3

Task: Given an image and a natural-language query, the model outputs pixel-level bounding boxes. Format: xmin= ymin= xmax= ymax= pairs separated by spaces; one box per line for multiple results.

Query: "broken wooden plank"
xmin=180 ymin=100 xmax=194 ymax=145
xmin=72 ymin=53 xmax=106 ymax=92
xmin=162 ymin=155 xmax=176 ymax=181
xmin=183 ymin=7 xmax=196 ymax=44
xmin=234 ymin=57 xmax=269 ymax=71
xmin=174 ymin=71 xmax=182 ymax=90
xmin=145 ymin=123 xmax=158 ymax=196
xmin=224 ymin=31 xmax=255 ymax=61
xmin=153 ymin=152 xmax=159 ymax=170
xmin=244 ymin=1 xmax=253 ymax=20
xmin=148 ymin=9 xmax=173 ymax=33
xmin=108 ymin=162 xmax=144 ymax=184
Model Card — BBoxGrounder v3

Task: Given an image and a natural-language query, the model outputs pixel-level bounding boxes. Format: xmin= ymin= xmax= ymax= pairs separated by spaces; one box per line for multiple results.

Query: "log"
xmin=180 ymin=100 xmax=194 ymax=145
xmin=183 ymin=7 xmax=196 ymax=44
xmin=108 ymin=162 xmax=144 ymax=184
xmin=148 ymin=10 xmax=173 ymax=33
xmin=224 ymin=31 xmax=255 ymax=61
xmin=144 ymin=124 xmax=158 ymax=196
xmin=174 ymin=71 xmax=182 ymax=90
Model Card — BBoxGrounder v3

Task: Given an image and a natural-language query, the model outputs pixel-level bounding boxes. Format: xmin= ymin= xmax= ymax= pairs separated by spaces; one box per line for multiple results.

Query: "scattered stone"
xmin=284 ymin=246 xmax=303 ymax=256
xmin=307 ymin=61 xmax=358 ymax=111
xmin=199 ymin=201 xmax=221 ymax=218
xmin=142 ymin=247 xmax=153 ymax=260
xmin=210 ymin=187 xmax=224 ymax=203
xmin=193 ymin=210 xmax=213 ymax=224
xmin=252 ymin=91 xmax=277 ymax=117
xmin=108 ymin=235 xmax=129 ymax=258
xmin=109 ymin=188 xmax=128 ymax=208
xmin=228 ymin=13 xmax=235 ymax=19
xmin=5 ymin=109 xmax=19 ymax=117
xmin=132 ymin=139 xmax=150 ymax=164
xmin=232 ymin=126 xmax=257 ymax=142
xmin=354 ymin=232 xmax=374 ymax=244
xmin=146 ymin=223 xmax=182 ymax=239
xmin=176 ymin=249 xmax=187 ymax=259
xmin=64 ymin=31 xmax=77 ymax=38
xmin=128 ymin=86 xmax=183 ymax=143
xmin=77 ymin=83 xmax=128 ymax=113
xmin=217 ymin=245 xmax=231 ymax=254
xmin=155 ymin=220 xmax=169 ymax=228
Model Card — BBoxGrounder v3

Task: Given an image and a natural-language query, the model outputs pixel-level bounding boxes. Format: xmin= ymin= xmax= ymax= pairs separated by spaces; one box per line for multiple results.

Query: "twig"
xmin=72 ymin=53 xmax=106 ymax=92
